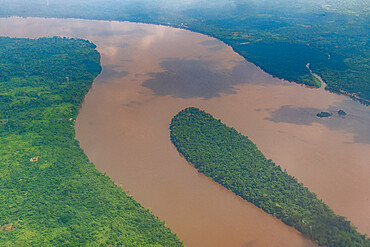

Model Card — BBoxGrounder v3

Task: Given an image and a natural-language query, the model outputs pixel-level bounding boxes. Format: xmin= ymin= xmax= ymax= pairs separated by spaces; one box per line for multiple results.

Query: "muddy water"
xmin=1 ymin=17 xmax=369 ymax=246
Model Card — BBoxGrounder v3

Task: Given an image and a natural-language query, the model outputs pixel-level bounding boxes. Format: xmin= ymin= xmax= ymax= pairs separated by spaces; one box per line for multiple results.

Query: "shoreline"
xmin=1 ymin=15 xmax=369 ymax=106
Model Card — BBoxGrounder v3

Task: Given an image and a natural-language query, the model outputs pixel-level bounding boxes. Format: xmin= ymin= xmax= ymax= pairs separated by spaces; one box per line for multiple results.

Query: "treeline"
xmin=170 ymin=107 xmax=369 ymax=247
xmin=230 ymin=41 xmax=324 ymax=87
xmin=0 ymin=36 xmax=183 ymax=246
xmin=0 ymin=0 xmax=369 ymax=103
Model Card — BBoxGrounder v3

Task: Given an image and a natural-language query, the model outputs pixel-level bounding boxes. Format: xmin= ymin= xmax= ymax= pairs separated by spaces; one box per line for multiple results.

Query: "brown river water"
xmin=1 ymin=17 xmax=369 ymax=247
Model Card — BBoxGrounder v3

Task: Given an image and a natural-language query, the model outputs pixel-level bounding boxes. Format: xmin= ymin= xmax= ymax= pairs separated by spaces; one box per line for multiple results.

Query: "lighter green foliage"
xmin=0 ymin=36 xmax=183 ymax=246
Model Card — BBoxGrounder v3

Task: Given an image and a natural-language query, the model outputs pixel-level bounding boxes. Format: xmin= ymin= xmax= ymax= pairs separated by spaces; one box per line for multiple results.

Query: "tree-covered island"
xmin=170 ymin=107 xmax=369 ymax=247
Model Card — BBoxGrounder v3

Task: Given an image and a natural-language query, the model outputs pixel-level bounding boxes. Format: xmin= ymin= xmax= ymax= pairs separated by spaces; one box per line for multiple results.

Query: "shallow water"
xmin=1 ymin=17 xmax=369 ymax=246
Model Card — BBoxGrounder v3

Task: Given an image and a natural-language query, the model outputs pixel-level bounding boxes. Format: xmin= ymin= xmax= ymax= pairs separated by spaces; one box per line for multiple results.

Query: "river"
xmin=1 ymin=17 xmax=369 ymax=247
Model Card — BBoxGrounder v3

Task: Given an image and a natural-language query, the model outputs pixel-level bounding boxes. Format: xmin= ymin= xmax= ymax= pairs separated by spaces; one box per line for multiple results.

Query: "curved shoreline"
xmin=170 ymin=107 xmax=369 ymax=246
xmin=0 ymin=36 xmax=183 ymax=246
xmin=2 ymin=19 xmax=368 ymax=243
xmin=2 ymin=15 xmax=369 ymax=106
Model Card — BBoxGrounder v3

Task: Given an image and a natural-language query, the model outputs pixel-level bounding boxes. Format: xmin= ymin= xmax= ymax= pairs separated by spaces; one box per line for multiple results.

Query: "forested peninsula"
xmin=170 ymin=107 xmax=369 ymax=247
xmin=0 ymin=36 xmax=183 ymax=246
xmin=1 ymin=0 xmax=369 ymax=104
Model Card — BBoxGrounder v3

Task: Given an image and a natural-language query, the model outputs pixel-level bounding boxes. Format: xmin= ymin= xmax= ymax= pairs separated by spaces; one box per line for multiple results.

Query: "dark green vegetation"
xmin=316 ymin=111 xmax=332 ymax=118
xmin=170 ymin=107 xmax=369 ymax=246
xmin=338 ymin=110 xmax=347 ymax=116
xmin=0 ymin=36 xmax=183 ymax=246
xmin=0 ymin=0 xmax=369 ymax=104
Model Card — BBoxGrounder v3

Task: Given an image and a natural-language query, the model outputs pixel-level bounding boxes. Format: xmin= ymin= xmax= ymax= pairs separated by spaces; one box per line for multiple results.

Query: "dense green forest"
xmin=0 ymin=36 xmax=183 ymax=246
xmin=170 ymin=107 xmax=369 ymax=247
xmin=0 ymin=0 xmax=369 ymax=104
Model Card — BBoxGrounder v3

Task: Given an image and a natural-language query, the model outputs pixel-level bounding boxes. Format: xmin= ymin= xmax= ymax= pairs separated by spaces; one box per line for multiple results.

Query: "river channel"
xmin=1 ymin=17 xmax=369 ymax=246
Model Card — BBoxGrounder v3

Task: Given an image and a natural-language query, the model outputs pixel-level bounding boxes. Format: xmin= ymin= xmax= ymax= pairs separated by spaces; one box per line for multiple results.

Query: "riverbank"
xmin=1 ymin=0 xmax=368 ymax=105
xmin=0 ymin=36 xmax=183 ymax=246
xmin=3 ymin=17 xmax=368 ymax=242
